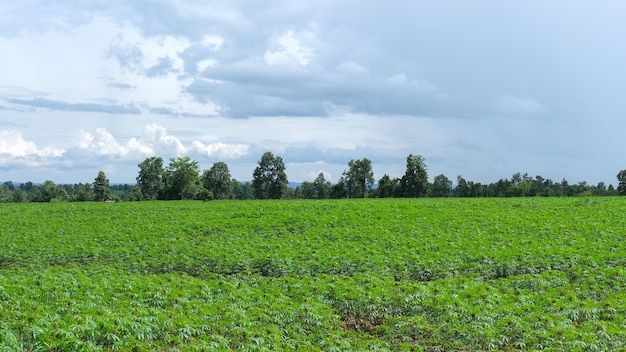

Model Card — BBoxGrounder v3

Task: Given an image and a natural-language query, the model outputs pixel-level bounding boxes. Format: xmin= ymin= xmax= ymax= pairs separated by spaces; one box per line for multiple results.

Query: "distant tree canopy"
xmin=136 ymin=156 xmax=164 ymax=201
xmin=618 ymin=170 xmax=626 ymax=195
xmin=377 ymin=174 xmax=398 ymax=198
xmin=342 ymin=158 xmax=374 ymax=198
xmin=401 ymin=154 xmax=428 ymax=197
xmin=93 ymin=170 xmax=113 ymax=202
xmin=430 ymin=174 xmax=453 ymax=197
xmin=0 ymin=154 xmax=623 ymax=202
xmin=313 ymin=173 xmax=331 ymax=199
xmin=252 ymin=152 xmax=288 ymax=199
xmin=202 ymin=162 xmax=233 ymax=200
xmin=163 ymin=157 xmax=201 ymax=200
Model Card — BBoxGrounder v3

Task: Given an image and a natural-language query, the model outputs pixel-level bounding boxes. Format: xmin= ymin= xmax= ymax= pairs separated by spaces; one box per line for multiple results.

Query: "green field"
xmin=1 ymin=198 xmax=625 ymax=351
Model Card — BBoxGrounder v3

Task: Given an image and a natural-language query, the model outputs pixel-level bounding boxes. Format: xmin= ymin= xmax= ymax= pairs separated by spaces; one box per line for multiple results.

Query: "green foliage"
xmin=93 ymin=170 xmax=113 ymax=202
xmin=252 ymin=152 xmax=288 ymax=199
xmin=401 ymin=154 xmax=428 ymax=197
xmin=11 ymin=188 xmax=28 ymax=203
xmin=1 ymin=198 xmax=626 ymax=350
xmin=232 ymin=180 xmax=254 ymax=200
xmin=163 ymin=157 xmax=201 ymax=200
xmin=31 ymin=180 xmax=68 ymax=202
xmin=201 ymin=162 xmax=233 ymax=200
xmin=0 ymin=184 xmax=12 ymax=203
xmin=72 ymin=183 xmax=95 ymax=202
xmin=377 ymin=174 xmax=399 ymax=198
xmin=297 ymin=181 xmax=316 ymax=199
xmin=342 ymin=158 xmax=374 ymax=198
xmin=429 ymin=174 xmax=452 ymax=197
xmin=313 ymin=172 xmax=331 ymax=199
xmin=136 ymin=156 xmax=164 ymax=200
xmin=617 ymin=169 xmax=626 ymax=195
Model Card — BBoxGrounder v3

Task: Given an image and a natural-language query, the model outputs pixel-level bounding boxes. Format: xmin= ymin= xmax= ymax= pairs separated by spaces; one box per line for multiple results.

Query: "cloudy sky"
xmin=1 ymin=1 xmax=625 ymax=185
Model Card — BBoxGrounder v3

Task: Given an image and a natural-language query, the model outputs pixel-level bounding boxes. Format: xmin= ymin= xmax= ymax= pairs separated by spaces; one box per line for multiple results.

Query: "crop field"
xmin=1 ymin=198 xmax=625 ymax=351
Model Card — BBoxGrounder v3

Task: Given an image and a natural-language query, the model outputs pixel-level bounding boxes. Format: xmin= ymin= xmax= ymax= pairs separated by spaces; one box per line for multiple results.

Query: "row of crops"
xmin=1 ymin=198 xmax=625 ymax=350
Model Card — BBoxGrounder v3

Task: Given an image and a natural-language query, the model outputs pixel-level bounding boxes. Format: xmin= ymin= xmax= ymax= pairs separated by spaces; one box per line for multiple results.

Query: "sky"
xmin=1 ymin=1 xmax=625 ymax=185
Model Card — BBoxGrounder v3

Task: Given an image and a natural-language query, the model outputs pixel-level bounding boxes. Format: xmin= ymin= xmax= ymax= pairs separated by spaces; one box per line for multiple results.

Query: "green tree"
xmin=591 ymin=182 xmax=607 ymax=196
xmin=252 ymin=152 xmax=288 ymax=199
xmin=129 ymin=186 xmax=144 ymax=201
xmin=312 ymin=173 xmax=331 ymax=199
xmin=430 ymin=174 xmax=452 ymax=197
xmin=560 ymin=178 xmax=571 ymax=196
xmin=32 ymin=180 xmax=68 ymax=202
xmin=93 ymin=170 xmax=113 ymax=201
xmin=20 ymin=181 xmax=34 ymax=193
xmin=12 ymin=188 xmax=28 ymax=203
xmin=72 ymin=183 xmax=95 ymax=202
xmin=232 ymin=180 xmax=254 ymax=200
xmin=454 ymin=175 xmax=470 ymax=197
xmin=201 ymin=162 xmax=233 ymax=200
xmin=330 ymin=180 xmax=347 ymax=199
xmin=617 ymin=170 xmax=626 ymax=195
xmin=163 ymin=157 xmax=201 ymax=200
xmin=137 ymin=156 xmax=164 ymax=200
xmin=607 ymin=184 xmax=617 ymax=196
xmin=0 ymin=184 xmax=12 ymax=203
xmin=343 ymin=158 xmax=374 ymax=198
xmin=297 ymin=181 xmax=315 ymax=199
xmin=377 ymin=174 xmax=397 ymax=198
xmin=401 ymin=154 xmax=428 ymax=197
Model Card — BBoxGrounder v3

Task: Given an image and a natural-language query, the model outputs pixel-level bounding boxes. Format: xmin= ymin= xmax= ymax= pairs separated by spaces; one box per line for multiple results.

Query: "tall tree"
xmin=312 ymin=172 xmax=331 ymax=199
xmin=377 ymin=174 xmax=398 ymax=198
xmin=343 ymin=158 xmax=374 ymax=198
xmin=454 ymin=175 xmax=471 ymax=197
xmin=430 ymin=174 xmax=452 ymax=197
xmin=201 ymin=162 xmax=233 ymax=200
xmin=93 ymin=170 xmax=113 ymax=201
xmin=401 ymin=154 xmax=428 ymax=197
xmin=617 ymin=170 xmax=626 ymax=195
xmin=252 ymin=152 xmax=288 ymax=199
xmin=163 ymin=157 xmax=201 ymax=200
xmin=137 ymin=156 xmax=164 ymax=200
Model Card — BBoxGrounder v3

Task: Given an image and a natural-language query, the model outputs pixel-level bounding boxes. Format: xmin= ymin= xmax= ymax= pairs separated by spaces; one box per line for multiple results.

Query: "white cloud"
xmin=142 ymin=124 xmax=186 ymax=156
xmin=304 ymin=168 xmax=333 ymax=182
xmin=2 ymin=1 xmax=625 ymax=186
xmin=75 ymin=130 xmax=95 ymax=149
xmin=264 ymin=30 xmax=315 ymax=67
xmin=201 ymin=35 xmax=224 ymax=50
xmin=0 ymin=130 xmax=63 ymax=158
xmin=196 ymin=59 xmax=217 ymax=73
xmin=190 ymin=141 xmax=249 ymax=159
xmin=0 ymin=14 xmax=224 ymax=118
xmin=0 ymin=130 xmax=40 ymax=157
xmin=111 ymin=30 xmax=191 ymax=75
xmin=74 ymin=128 xmax=153 ymax=158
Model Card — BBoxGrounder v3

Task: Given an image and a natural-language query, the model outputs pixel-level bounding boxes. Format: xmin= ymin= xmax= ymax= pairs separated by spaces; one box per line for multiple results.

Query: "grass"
xmin=1 ymin=197 xmax=625 ymax=351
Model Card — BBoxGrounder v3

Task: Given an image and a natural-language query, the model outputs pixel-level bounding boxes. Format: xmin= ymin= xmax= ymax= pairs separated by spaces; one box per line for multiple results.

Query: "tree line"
xmin=2 ymin=152 xmax=626 ymax=203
